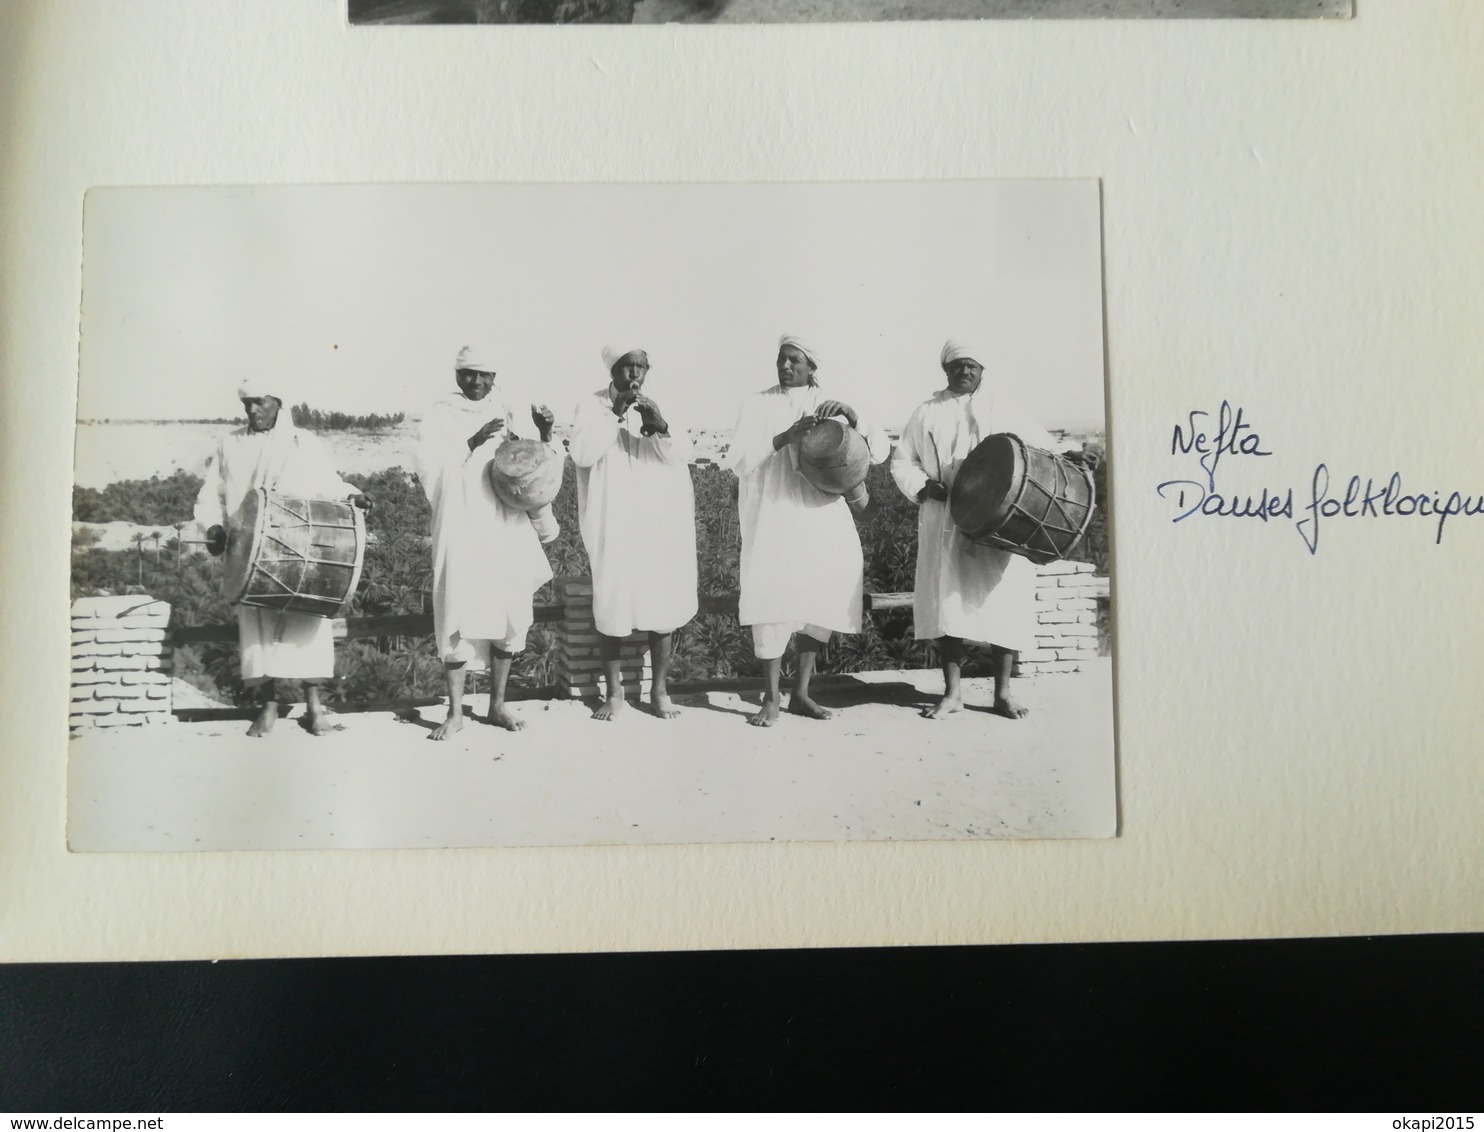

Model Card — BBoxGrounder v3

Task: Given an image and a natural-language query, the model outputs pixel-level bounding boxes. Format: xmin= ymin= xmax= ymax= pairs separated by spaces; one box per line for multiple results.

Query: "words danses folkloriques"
xmin=1155 ymin=401 xmax=1482 ymax=554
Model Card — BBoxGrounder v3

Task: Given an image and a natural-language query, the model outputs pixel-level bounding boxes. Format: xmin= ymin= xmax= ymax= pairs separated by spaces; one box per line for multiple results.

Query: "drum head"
xmin=798 ymin=419 xmax=870 ymax=495
xmin=491 ymin=438 xmax=547 ymax=478
xmin=950 ymin=433 xmax=1020 ymax=537
xmin=221 ymin=487 xmax=266 ymax=605
xmin=233 ymin=491 xmax=366 ymax=617
xmin=488 ymin=437 xmax=561 ymax=510
xmin=799 ymin=418 xmax=848 ymax=461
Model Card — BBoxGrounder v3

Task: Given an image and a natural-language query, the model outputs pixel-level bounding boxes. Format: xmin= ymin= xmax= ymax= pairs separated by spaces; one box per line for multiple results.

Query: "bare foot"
xmin=648 ymin=691 xmax=680 ymax=720
xmin=429 ymin=712 xmax=465 ymax=741
xmin=246 ymin=701 xmax=278 ymax=738
xmin=786 ymin=694 xmax=833 ymax=721
xmin=991 ymin=691 xmax=1029 ymax=719
xmin=591 ymin=695 xmax=625 ymax=721
xmin=748 ymin=699 xmax=780 ymax=727
xmin=304 ymin=710 xmax=332 ymax=736
xmin=486 ymin=705 xmax=525 ymax=732
xmin=922 ymin=693 xmax=964 ymax=720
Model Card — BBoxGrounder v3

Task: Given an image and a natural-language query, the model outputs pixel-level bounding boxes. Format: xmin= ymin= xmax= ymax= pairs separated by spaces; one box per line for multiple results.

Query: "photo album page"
xmin=0 ymin=0 xmax=1479 ymax=961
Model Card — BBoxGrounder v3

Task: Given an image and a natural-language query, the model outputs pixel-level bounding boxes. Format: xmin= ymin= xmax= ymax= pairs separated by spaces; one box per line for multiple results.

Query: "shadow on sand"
xmin=810 ymin=678 xmax=938 ymax=712
xmin=680 ymin=689 xmax=763 ymax=719
xmin=679 ymin=677 xmax=937 ymax=720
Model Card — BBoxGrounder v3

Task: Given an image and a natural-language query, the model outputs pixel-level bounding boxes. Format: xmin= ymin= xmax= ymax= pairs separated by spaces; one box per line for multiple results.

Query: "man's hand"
xmin=632 ymin=394 xmax=669 ymax=436
xmin=205 ymin=524 xmax=227 ymax=556
xmin=612 ymin=387 xmax=639 ymax=418
xmin=815 ymin=399 xmax=858 ymax=428
xmin=774 ymin=414 xmax=819 ymax=450
xmin=1065 ymin=448 xmax=1099 ymax=471
xmin=468 ymin=417 xmax=505 ymax=451
xmin=917 ymin=480 xmax=950 ymax=504
xmin=532 ymin=403 xmax=555 ymax=442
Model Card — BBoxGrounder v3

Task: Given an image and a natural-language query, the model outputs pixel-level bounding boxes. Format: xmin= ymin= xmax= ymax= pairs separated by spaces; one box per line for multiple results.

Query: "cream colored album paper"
xmin=1 ymin=0 xmax=1481 ymax=960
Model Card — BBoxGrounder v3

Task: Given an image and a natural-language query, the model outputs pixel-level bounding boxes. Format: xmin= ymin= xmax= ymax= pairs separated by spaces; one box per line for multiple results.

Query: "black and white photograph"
xmin=349 ymin=0 xmax=1350 ymax=26
xmin=68 ymin=180 xmax=1114 ymax=851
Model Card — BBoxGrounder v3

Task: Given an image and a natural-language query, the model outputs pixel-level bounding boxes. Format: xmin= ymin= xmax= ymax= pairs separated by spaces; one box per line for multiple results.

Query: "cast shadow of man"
xmin=683 ymin=677 xmax=936 ymax=719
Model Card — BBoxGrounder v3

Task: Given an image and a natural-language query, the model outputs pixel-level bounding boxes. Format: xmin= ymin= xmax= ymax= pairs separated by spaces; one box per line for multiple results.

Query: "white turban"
xmin=601 ymin=345 xmax=647 ymax=374
xmin=236 ymin=375 xmax=279 ymax=402
xmin=778 ymin=334 xmax=821 ymax=369
xmin=455 ymin=344 xmax=500 ymax=373
xmin=940 ymin=339 xmax=988 ymax=370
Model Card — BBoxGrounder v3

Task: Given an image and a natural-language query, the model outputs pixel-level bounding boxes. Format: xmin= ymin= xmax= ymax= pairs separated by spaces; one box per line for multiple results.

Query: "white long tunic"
xmin=192 ymin=422 xmax=359 ymax=681
xmin=890 ymin=385 xmax=1061 ymax=652
xmin=721 ymin=385 xmax=890 ymax=633
xmin=413 ymin=384 xmax=559 ymax=664
xmin=569 ymin=386 xmax=698 ymax=637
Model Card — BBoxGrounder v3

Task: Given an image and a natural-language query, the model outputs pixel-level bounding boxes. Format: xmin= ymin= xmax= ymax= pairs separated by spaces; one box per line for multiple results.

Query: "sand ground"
xmin=68 ymin=661 xmax=1115 ymax=851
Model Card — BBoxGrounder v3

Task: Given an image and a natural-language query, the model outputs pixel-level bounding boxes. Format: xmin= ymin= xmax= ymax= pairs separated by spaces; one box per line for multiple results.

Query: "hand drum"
xmin=486 ymin=437 xmax=563 ymax=511
xmin=797 ymin=418 xmax=872 ymax=513
xmin=485 ymin=437 xmax=563 ymax=545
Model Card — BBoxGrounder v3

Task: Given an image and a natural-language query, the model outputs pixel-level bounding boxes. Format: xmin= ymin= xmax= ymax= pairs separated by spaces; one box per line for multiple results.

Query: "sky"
xmin=77 ymin=181 xmax=1106 ymax=433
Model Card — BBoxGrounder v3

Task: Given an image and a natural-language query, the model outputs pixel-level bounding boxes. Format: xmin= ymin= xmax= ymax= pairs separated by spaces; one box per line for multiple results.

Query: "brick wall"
xmin=70 ymin=595 xmax=173 ymax=732
xmin=1019 ymin=561 xmax=1109 ymax=676
xmin=73 ymin=567 xmax=1104 ymax=724
xmin=553 ymin=576 xmax=653 ymax=699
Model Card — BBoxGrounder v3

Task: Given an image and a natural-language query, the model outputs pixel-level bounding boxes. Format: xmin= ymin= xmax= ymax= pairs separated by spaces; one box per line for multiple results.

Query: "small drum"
xmin=949 ymin=433 xmax=1096 ymax=565
xmin=798 ymin=418 xmax=872 ymax=513
xmin=487 ymin=438 xmax=562 ymax=510
xmin=222 ymin=488 xmax=366 ymax=618
xmin=486 ymin=437 xmax=563 ymax=544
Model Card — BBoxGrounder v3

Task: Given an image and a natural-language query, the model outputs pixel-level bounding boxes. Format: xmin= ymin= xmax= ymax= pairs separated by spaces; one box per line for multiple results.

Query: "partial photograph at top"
xmin=349 ymin=0 xmax=1351 ymax=26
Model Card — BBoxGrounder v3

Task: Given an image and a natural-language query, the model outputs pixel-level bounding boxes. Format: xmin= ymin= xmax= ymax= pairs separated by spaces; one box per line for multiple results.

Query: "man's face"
xmin=243 ymin=396 xmax=281 ymax=432
xmin=945 ymin=358 xmax=984 ymax=396
xmin=776 ymin=345 xmax=815 ymax=389
xmin=456 ymin=367 xmax=496 ymax=401
xmin=610 ymin=350 xmax=650 ymax=396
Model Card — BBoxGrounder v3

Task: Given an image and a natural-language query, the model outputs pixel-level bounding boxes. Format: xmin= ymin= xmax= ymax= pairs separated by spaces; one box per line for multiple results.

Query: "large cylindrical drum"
xmin=222 ymin=488 xmax=366 ymax=618
xmin=797 ymin=418 xmax=872 ymax=513
xmin=487 ymin=437 xmax=563 ymax=511
xmin=949 ymin=433 xmax=1096 ymax=565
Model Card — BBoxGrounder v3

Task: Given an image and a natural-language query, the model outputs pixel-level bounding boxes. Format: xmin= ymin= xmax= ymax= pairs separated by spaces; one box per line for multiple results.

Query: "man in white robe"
xmin=193 ymin=377 xmax=369 ymax=737
xmin=891 ymin=339 xmax=1095 ymax=720
xmin=721 ymin=335 xmax=891 ymax=728
xmin=413 ymin=344 xmax=559 ymax=740
xmin=569 ymin=344 xmax=698 ymax=721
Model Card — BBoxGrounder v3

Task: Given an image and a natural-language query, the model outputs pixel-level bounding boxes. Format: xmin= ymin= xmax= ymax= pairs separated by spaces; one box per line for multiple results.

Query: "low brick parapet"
xmin=1018 ymin=561 xmax=1109 ymax=676
xmin=554 ymin=577 xmax=652 ymax=699
xmin=70 ymin=595 xmax=173 ymax=732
